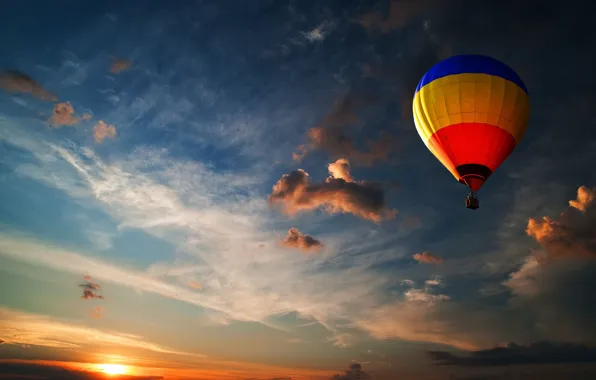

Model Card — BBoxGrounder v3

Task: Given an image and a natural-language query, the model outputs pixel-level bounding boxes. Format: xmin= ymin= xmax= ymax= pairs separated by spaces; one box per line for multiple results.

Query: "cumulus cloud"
xmin=358 ymin=0 xmax=437 ymax=33
xmin=110 ymin=58 xmax=132 ymax=74
xmin=413 ymin=251 xmax=443 ymax=264
xmin=330 ymin=363 xmax=371 ymax=380
xmin=428 ymin=341 xmax=596 ymax=366
xmin=526 ymin=186 xmax=596 ymax=261
xmin=293 ymin=93 xmax=394 ymax=166
xmin=93 ymin=120 xmax=117 ymax=143
xmin=327 ymin=158 xmax=353 ymax=182
xmin=281 ymin=227 xmax=323 ymax=252
xmin=48 ymin=102 xmax=91 ymax=127
xmin=269 ymin=160 xmax=396 ymax=223
xmin=569 ymin=186 xmax=594 ymax=212
xmin=0 ymin=70 xmax=58 ymax=101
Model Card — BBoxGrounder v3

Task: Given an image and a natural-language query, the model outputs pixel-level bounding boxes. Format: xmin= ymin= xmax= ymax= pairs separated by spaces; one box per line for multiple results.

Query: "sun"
xmin=98 ymin=364 xmax=128 ymax=376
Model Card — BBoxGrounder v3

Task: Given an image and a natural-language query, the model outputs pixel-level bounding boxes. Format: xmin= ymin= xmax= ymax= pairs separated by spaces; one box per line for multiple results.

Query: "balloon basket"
xmin=465 ymin=192 xmax=479 ymax=210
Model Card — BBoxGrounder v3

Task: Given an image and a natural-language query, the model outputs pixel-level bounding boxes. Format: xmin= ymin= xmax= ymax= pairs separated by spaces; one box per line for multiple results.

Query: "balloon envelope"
xmin=412 ymin=54 xmax=530 ymax=191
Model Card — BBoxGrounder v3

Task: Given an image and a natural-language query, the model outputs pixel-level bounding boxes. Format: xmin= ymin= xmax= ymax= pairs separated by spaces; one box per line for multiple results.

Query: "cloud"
xmin=526 ymin=186 xmax=596 ymax=261
xmin=0 ymin=361 xmax=164 ymax=380
xmin=0 ymin=70 xmax=58 ymax=101
xmin=93 ymin=120 xmax=117 ymax=144
xmin=300 ymin=20 xmax=335 ymax=43
xmin=428 ymin=342 xmax=596 ymax=367
xmin=354 ymin=279 xmax=481 ymax=350
xmin=48 ymin=102 xmax=91 ymax=127
xmin=330 ymin=363 xmax=371 ymax=380
xmin=187 ymin=280 xmax=203 ymax=290
xmin=81 ymin=289 xmax=104 ymax=300
xmin=0 ymin=306 xmax=205 ymax=358
xmin=293 ymin=93 xmax=394 ymax=166
xmin=88 ymin=306 xmax=104 ymax=319
xmin=327 ymin=158 xmax=353 ymax=182
xmin=281 ymin=227 xmax=323 ymax=252
xmin=110 ymin=58 xmax=132 ymax=74
xmin=79 ymin=275 xmax=104 ymax=300
xmin=326 ymin=333 xmax=353 ymax=349
xmin=569 ymin=185 xmax=594 ymax=213
xmin=413 ymin=251 xmax=443 ymax=264
xmin=268 ymin=160 xmax=396 ymax=223
xmin=358 ymin=0 xmax=436 ymax=33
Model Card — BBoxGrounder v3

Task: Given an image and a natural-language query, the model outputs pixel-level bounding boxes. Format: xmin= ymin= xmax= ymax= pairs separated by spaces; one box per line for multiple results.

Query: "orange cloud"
xmin=293 ymin=93 xmax=394 ymax=166
xmin=268 ymin=160 xmax=396 ymax=223
xmin=281 ymin=227 xmax=322 ymax=252
xmin=49 ymin=102 xmax=91 ymax=127
xmin=358 ymin=0 xmax=437 ymax=33
xmin=88 ymin=306 xmax=104 ymax=319
xmin=569 ymin=185 xmax=594 ymax=212
xmin=0 ymin=70 xmax=58 ymax=101
xmin=413 ymin=251 xmax=443 ymax=264
xmin=187 ymin=280 xmax=203 ymax=290
xmin=93 ymin=120 xmax=117 ymax=144
xmin=327 ymin=158 xmax=353 ymax=182
xmin=110 ymin=58 xmax=132 ymax=74
xmin=526 ymin=186 xmax=596 ymax=261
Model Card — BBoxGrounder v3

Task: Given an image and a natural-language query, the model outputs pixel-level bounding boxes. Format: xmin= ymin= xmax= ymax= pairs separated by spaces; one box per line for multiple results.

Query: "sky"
xmin=0 ymin=0 xmax=595 ymax=379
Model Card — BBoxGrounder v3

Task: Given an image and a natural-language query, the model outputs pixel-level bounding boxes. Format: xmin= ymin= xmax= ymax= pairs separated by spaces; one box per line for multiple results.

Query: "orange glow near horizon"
xmin=98 ymin=363 xmax=129 ymax=376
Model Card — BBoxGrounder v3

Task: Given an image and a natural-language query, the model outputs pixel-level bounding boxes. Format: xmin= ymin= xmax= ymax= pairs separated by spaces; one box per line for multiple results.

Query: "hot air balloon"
xmin=412 ymin=54 xmax=530 ymax=209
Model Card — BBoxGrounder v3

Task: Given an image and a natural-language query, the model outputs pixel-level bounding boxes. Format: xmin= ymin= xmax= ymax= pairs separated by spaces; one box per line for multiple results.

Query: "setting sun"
xmin=98 ymin=364 xmax=128 ymax=376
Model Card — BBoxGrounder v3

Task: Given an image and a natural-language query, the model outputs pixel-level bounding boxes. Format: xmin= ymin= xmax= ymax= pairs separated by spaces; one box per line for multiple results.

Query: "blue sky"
xmin=1 ymin=1 xmax=596 ymax=379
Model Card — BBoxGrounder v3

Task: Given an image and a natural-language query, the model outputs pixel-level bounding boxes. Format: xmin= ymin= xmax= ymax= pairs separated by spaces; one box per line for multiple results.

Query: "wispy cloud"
xmin=358 ymin=0 xmax=436 ymax=33
xmin=293 ymin=93 xmax=394 ymax=166
xmin=413 ymin=251 xmax=443 ymax=264
xmin=79 ymin=275 xmax=104 ymax=300
xmin=0 ymin=70 xmax=58 ymax=101
xmin=0 ymin=306 xmax=205 ymax=357
xmin=110 ymin=58 xmax=132 ymax=74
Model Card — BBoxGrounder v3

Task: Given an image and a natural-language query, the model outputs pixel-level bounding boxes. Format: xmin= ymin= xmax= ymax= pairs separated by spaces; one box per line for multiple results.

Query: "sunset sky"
xmin=1 ymin=1 xmax=595 ymax=379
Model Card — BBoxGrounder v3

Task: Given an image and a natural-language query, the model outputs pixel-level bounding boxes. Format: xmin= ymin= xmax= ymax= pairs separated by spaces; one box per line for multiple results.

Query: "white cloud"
xmin=0 ymin=123 xmax=398 ymax=342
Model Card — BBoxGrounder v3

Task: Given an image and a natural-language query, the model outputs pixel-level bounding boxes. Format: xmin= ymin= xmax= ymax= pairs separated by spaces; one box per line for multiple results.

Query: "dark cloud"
xmin=293 ymin=93 xmax=394 ymax=166
xmin=0 ymin=70 xmax=58 ymax=101
xmin=0 ymin=362 xmax=163 ymax=380
xmin=330 ymin=363 xmax=371 ymax=380
xmin=79 ymin=276 xmax=104 ymax=300
xmin=429 ymin=342 xmax=596 ymax=367
xmin=358 ymin=0 xmax=438 ymax=33
xmin=269 ymin=159 xmax=396 ymax=223
xmin=527 ymin=186 xmax=596 ymax=261
xmin=281 ymin=227 xmax=322 ymax=252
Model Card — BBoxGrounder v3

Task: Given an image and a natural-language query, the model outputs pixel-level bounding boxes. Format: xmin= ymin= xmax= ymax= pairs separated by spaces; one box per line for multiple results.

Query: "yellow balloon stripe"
xmin=413 ymin=73 xmax=530 ymax=145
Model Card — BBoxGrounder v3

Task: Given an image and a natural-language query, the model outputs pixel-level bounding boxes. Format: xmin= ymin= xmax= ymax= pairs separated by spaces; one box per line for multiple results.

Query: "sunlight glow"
xmin=98 ymin=364 xmax=128 ymax=375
